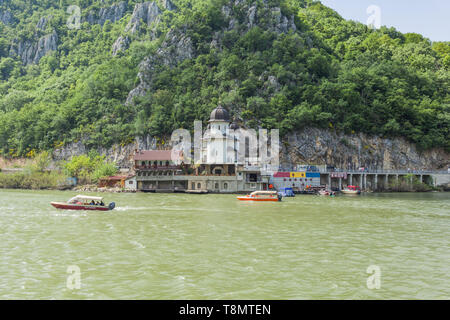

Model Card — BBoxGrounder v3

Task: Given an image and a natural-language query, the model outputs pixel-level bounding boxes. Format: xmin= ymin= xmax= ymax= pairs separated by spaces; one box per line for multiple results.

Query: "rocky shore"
xmin=73 ymin=184 xmax=135 ymax=193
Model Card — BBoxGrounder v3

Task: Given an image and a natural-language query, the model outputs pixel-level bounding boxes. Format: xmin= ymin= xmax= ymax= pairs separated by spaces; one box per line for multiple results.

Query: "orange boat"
xmin=237 ymin=191 xmax=282 ymax=202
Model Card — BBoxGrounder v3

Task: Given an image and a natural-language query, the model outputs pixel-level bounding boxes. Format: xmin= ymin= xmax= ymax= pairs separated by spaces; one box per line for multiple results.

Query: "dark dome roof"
xmin=210 ymin=105 xmax=230 ymax=122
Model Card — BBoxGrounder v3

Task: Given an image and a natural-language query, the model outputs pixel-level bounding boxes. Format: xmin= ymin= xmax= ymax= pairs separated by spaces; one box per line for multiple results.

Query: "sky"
xmin=319 ymin=0 xmax=449 ymax=42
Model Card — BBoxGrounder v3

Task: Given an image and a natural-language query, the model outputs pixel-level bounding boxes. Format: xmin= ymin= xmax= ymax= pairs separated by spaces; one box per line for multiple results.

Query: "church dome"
xmin=209 ymin=105 xmax=230 ymax=122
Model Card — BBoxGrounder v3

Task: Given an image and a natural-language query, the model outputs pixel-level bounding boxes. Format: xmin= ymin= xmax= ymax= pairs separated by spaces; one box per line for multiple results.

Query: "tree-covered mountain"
xmin=0 ymin=0 xmax=448 ymax=158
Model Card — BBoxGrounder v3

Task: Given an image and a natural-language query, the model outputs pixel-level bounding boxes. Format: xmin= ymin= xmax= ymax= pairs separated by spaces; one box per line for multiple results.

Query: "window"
xmin=223 ymin=183 xmax=228 ymax=190
xmin=192 ymin=183 xmax=195 ymax=190
xmin=129 ymin=181 xmax=133 ymax=185
xmin=215 ymin=183 xmax=219 ymax=189
xmin=245 ymin=137 xmax=250 ymax=158
xmin=198 ymin=183 xmax=202 ymax=189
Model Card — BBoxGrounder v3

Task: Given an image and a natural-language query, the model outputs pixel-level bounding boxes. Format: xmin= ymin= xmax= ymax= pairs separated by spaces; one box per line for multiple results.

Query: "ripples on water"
xmin=0 ymin=189 xmax=449 ymax=299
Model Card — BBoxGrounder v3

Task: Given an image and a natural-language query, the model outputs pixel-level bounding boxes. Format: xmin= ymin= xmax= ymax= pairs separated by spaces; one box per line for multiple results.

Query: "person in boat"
xmin=100 ymin=201 xmax=105 ymax=206
xmin=90 ymin=200 xmax=95 ymax=205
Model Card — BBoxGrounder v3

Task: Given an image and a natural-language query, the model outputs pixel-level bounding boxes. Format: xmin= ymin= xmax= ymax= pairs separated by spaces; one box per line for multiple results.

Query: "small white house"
xmin=125 ymin=175 xmax=137 ymax=191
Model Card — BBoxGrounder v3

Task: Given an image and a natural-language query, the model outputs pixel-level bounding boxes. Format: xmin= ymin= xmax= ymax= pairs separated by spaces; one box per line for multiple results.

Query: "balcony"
xmin=135 ymin=165 xmax=181 ymax=171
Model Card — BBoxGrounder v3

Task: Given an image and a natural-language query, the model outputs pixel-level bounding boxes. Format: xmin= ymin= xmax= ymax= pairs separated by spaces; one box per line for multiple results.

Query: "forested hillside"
xmin=0 ymin=0 xmax=448 ymax=158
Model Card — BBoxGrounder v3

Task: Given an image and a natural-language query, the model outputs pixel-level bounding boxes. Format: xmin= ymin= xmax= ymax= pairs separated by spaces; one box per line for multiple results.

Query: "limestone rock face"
xmin=282 ymin=128 xmax=449 ymax=171
xmin=125 ymin=1 xmax=162 ymax=34
xmin=85 ymin=1 xmax=128 ymax=26
xmin=112 ymin=35 xmax=131 ymax=56
xmin=162 ymin=0 xmax=177 ymax=11
xmin=10 ymin=31 xmax=58 ymax=65
xmin=126 ymin=29 xmax=194 ymax=105
xmin=36 ymin=16 xmax=50 ymax=30
xmin=52 ymin=127 xmax=449 ymax=171
xmin=52 ymin=136 xmax=160 ymax=168
xmin=0 ymin=9 xmax=13 ymax=25
xmin=221 ymin=1 xmax=296 ymax=34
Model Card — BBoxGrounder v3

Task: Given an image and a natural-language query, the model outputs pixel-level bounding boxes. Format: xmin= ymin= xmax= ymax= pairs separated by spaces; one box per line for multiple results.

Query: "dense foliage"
xmin=0 ymin=0 xmax=448 ymax=157
xmin=63 ymin=151 xmax=118 ymax=183
xmin=0 ymin=151 xmax=67 ymax=189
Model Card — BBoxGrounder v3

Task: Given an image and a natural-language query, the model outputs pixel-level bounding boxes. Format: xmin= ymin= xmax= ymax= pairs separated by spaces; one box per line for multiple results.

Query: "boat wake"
xmin=114 ymin=206 xmax=150 ymax=212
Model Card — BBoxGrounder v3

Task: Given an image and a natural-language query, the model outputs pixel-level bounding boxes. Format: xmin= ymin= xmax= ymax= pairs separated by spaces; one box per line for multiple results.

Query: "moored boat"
xmin=51 ymin=195 xmax=115 ymax=211
xmin=279 ymin=187 xmax=295 ymax=197
xmin=318 ymin=189 xmax=336 ymax=196
xmin=341 ymin=185 xmax=361 ymax=195
xmin=237 ymin=191 xmax=282 ymax=202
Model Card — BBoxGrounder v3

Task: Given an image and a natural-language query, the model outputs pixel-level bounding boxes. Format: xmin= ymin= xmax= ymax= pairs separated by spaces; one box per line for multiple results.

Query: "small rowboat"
xmin=237 ymin=191 xmax=282 ymax=202
xmin=51 ymin=195 xmax=115 ymax=211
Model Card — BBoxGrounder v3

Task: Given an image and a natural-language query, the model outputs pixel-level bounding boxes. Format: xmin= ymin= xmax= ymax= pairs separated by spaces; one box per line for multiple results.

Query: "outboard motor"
xmin=108 ymin=202 xmax=116 ymax=211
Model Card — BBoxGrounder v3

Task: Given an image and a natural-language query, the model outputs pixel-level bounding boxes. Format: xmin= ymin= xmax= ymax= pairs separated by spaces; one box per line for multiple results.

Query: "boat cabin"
xmin=249 ymin=191 xmax=278 ymax=197
xmin=68 ymin=195 xmax=105 ymax=206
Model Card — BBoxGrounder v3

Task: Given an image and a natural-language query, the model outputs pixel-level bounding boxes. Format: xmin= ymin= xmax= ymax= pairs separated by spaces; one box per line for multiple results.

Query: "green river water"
xmin=0 ymin=189 xmax=449 ymax=299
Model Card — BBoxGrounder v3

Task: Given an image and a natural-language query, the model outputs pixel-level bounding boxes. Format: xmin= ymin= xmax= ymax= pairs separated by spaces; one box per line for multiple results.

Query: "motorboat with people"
xmin=51 ymin=195 xmax=115 ymax=211
xmin=237 ymin=191 xmax=282 ymax=202
xmin=318 ymin=189 xmax=336 ymax=197
xmin=341 ymin=185 xmax=361 ymax=195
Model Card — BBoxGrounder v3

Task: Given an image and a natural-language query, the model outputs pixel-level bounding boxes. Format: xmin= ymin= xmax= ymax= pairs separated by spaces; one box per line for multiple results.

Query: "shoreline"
xmin=0 ymin=186 xmax=447 ymax=194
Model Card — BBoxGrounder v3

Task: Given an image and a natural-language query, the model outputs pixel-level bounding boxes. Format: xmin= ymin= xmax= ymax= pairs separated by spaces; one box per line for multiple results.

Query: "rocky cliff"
xmin=9 ymin=31 xmax=58 ymax=65
xmin=51 ymin=128 xmax=449 ymax=171
xmin=84 ymin=1 xmax=128 ymax=26
xmin=0 ymin=8 xmax=13 ymax=25
xmin=112 ymin=0 xmax=177 ymax=56
xmin=282 ymin=128 xmax=449 ymax=171
xmin=124 ymin=0 xmax=297 ymax=104
xmin=52 ymin=135 xmax=161 ymax=168
xmin=125 ymin=27 xmax=194 ymax=104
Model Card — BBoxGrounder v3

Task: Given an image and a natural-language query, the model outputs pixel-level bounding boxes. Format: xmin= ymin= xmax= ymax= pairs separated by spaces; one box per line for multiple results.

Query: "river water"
xmin=0 ymin=189 xmax=448 ymax=299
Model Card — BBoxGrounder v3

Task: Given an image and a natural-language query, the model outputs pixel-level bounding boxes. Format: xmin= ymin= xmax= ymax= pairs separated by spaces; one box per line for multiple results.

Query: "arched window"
xmin=191 ymin=183 xmax=195 ymax=190
xmin=197 ymin=183 xmax=201 ymax=189
xmin=215 ymin=183 xmax=219 ymax=189
xmin=223 ymin=183 xmax=228 ymax=190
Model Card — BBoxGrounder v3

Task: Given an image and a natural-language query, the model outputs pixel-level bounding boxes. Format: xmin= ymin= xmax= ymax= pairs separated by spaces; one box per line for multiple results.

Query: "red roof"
xmin=134 ymin=150 xmax=174 ymax=161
